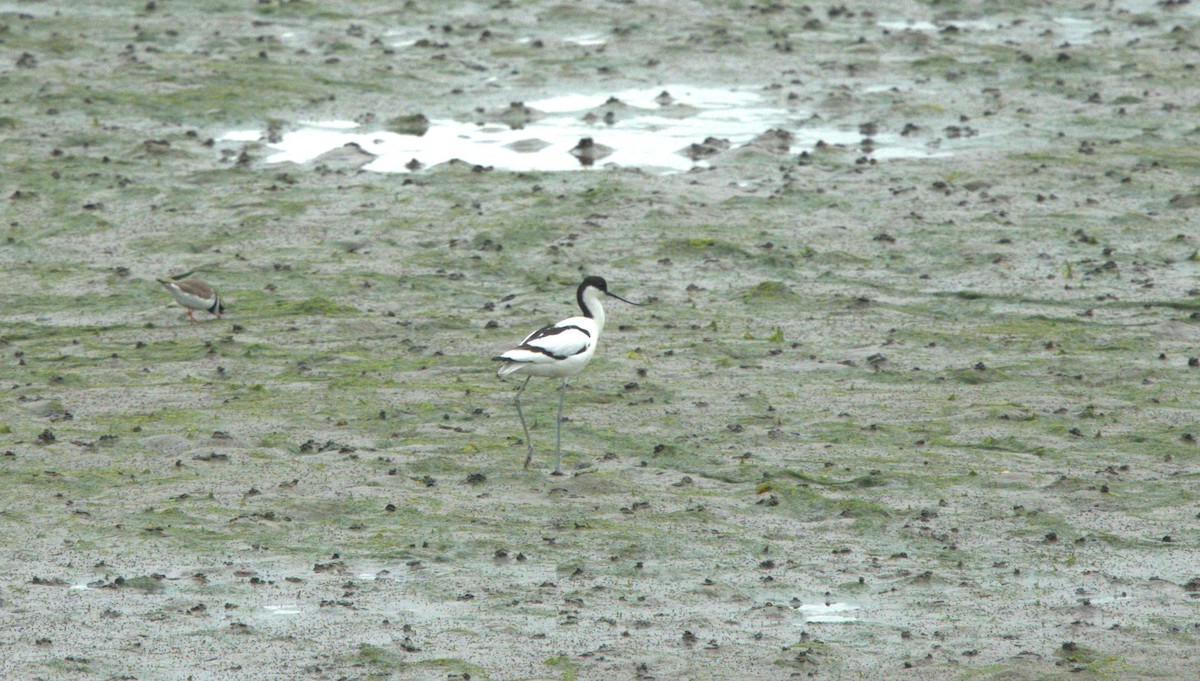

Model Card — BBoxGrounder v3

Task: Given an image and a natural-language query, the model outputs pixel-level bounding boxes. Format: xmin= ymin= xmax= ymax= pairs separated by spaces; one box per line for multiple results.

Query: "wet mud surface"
xmin=3 ymin=1 xmax=1200 ymax=679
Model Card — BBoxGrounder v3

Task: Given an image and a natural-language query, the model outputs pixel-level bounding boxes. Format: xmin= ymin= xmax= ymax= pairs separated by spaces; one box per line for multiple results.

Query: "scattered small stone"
xmin=569 ymin=137 xmax=613 ymax=166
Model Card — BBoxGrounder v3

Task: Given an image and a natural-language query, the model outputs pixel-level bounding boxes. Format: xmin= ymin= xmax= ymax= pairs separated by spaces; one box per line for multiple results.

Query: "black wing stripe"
xmin=513 ymin=340 xmax=588 ymax=361
xmin=523 ymin=323 xmax=590 ymax=344
xmin=499 ymin=324 xmax=591 ymax=361
xmin=529 ymin=324 xmax=590 ymax=359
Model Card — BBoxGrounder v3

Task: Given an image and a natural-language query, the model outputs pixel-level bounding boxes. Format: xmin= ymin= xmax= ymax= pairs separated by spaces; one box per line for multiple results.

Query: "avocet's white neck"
xmin=579 ymin=286 xmax=606 ymax=332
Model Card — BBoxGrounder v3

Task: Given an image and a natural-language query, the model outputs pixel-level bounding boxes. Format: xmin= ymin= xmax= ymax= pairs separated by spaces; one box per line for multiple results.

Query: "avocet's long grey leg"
xmin=515 ymin=376 xmax=534 ymax=469
xmin=553 ymin=377 xmax=568 ymax=476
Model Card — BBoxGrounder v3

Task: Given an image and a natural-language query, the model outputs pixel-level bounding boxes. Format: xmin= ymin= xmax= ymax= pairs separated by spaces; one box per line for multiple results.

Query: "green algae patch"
xmin=758 ymin=483 xmax=892 ymax=526
xmin=272 ymin=297 xmax=359 ymax=317
xmin=544 ymin=655 xmax=580 ymax=680
xmin=346 ymin=647 xmax=489 ymax=680
xmin=742 ymin=280 xmax=797 ymax=302
xmin=777 ymin=469 xmax=888 ymax=489
xmin=966 ymin=436 xmax=1050 ymax=457
xmin=1055 ymin=641 xmax=1125 ymax=672
xmin=145 ymin=65 xmax=343 ymax=121
xmin=660 ymin=237 xmax=750 ymax=259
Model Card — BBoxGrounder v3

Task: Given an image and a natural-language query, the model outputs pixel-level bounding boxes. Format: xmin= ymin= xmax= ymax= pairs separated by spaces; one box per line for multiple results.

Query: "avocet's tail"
xmin=493 ymin=357 xmax=525 ymax=377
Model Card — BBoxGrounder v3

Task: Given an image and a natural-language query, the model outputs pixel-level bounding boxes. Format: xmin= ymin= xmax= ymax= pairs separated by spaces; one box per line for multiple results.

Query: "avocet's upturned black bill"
xmin=493 ymin=276 xmax=641 ymax=474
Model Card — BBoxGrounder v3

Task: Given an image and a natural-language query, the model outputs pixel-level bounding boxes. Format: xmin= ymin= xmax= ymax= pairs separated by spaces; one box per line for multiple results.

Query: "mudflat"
xmin=2 ymin=1 xmax=1199 ymax=679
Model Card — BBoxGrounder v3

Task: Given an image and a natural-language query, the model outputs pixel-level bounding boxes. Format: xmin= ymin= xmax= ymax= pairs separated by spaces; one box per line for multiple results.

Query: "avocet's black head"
xmin=580 ymin=276 xmax=608 ymax=293
xmin=577 ymin=276 xmax=640 ymax=316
